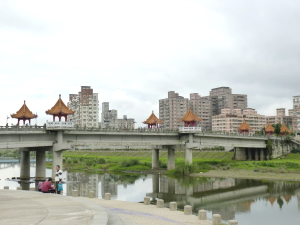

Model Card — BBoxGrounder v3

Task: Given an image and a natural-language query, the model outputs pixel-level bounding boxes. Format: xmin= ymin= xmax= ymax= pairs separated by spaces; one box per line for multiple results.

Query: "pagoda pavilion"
xmin=280 ymin=123 xmax=292 ymax=135
xmin=143 ymin=111 xmax=163 ymax=129
xmin=46 ymin=94 xmax=74 ymax=121
xmin=179 ymin=108 xmax=201 ymax=127
xmin=265 ymin=122 xmax=275 ymax=135
xmin=238 ymin=120 xmax=252 ymax=134
xmin=11 ymin=100 xmax=37 ymax=125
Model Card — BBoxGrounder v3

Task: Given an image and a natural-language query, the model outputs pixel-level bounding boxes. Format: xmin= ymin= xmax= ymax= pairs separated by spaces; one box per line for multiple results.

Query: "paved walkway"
xmin=0 ymin=190 xmax=212 ymax=225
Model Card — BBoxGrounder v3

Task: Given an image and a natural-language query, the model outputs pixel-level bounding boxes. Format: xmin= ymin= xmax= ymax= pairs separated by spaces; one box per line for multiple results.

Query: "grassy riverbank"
xmin=57 ymin=150 xmax=300 ymax=181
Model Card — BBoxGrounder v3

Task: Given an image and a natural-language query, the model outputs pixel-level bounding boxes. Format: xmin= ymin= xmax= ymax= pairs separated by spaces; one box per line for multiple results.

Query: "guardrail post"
xmin=144 ymin=197 xmax=150 ymax=205
xmin=212 ymin=214 xmax=221 ymax=225
xmin=184 ymin=205 xmax=192 ymax=215
xmin=17 ymin=187 xmax=22 ymax=190
xmin=156 ymin=199 xmax=164 ymax=208
xmin=198 ymin=210 xmax=207 ymax=220
xmin=229 ymin=220 xmax=238 ymax=225
xmin=88 ymin=191 xmax=95 ymax=198
xmin=105 ymin=193 xmax=111 ymax=200
xmin=169 ymin=202 xmax=177 ymax=211
xmin=4 ymin=186 xmax=9 ymax=189
xmin=72 ymin=190 xmax=79 ymax=197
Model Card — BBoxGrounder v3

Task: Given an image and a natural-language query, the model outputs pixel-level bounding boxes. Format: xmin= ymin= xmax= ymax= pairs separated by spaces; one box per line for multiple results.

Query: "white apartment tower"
xmin=68 ymin=86 xmax=99 ymax=127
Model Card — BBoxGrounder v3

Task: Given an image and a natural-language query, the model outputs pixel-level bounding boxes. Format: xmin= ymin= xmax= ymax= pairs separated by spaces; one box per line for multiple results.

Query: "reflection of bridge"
xmin=147 ymin=175 xmax=300 ymax=220
xmin=0 ymin=123 xmax=297 ymax=181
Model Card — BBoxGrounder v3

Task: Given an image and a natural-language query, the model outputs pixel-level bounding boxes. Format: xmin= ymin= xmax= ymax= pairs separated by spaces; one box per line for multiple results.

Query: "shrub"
xmin=175 ymin=162 xmax=198 ymax=176
xmin=121 ymin=159 xmax=140 ymax=167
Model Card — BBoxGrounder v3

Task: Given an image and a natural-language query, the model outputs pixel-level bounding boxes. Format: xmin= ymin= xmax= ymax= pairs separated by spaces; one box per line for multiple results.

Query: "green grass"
xmin=61 ymin=150 xmax=300 ymax=175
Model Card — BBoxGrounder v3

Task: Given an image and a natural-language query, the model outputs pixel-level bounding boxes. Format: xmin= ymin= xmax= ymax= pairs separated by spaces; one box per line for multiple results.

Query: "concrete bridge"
xmin=0 ymin=123 xmax=297 ymax=181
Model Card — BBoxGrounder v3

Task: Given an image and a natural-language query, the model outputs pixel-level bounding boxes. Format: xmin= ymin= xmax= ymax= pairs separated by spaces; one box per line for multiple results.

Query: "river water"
xmin=1 ymin=161 xmax=300 ymax=225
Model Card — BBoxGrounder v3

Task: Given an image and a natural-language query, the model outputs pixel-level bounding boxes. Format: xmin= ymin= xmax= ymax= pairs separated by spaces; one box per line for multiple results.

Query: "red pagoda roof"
xmin=265 ymin=123 xmax=275 ymax=132
xmin=46 ymin=94 xmax=74 ymax=115
xmin=238 ymin=120 xmax=252 ymax=130
xmin=11 ymin=101 xmax=37 ymax=119
xmin=179 ymin=108 xmax=201 ymax=122
xmin=143 ymin=111 xmax=163 ymax=124
xmin=280 ymin=123 xmax=292 ymax=133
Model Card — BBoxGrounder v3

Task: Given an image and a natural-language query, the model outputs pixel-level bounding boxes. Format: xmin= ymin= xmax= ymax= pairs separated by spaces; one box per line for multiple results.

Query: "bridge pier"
xmin=234 ymin=147 xmax=247 ymax=160
xmin=260 ymin=148 xmax=265 ymax=161
xmin=247 ymin=149 xmax=252 ymax=160
xmin=185 ymin=148 xmax=193 ymax=163
xmin=20 ymin=148 xmax=30 ymax=180
xmin=167 ymin=147 xmax=175 ymax=170
xmin=152 ymin=148 xmax=160 ymax=169
xmin=255 ymin=149 xmax=259 ymax=161
xmin=36 ymin=149 xmax=46 ymax=180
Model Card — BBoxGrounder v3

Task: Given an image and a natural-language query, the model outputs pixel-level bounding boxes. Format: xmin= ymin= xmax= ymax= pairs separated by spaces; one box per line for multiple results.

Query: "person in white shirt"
xmin=55 ymin=165 xmax=63 ymax=194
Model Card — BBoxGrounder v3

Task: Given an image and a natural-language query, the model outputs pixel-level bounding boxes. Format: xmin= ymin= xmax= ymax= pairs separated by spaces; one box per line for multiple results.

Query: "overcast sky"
xmin=1 ymin=0 xmax=299 ymax=127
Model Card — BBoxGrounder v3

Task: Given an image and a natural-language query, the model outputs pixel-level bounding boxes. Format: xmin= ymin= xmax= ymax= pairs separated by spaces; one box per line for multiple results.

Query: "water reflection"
xmin=1 ymin=162 xmax=300 ymax=224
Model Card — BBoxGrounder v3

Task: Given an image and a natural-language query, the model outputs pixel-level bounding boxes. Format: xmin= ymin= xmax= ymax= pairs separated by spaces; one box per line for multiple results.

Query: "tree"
xmin=272 ymin=123 xmax=281 ymax=135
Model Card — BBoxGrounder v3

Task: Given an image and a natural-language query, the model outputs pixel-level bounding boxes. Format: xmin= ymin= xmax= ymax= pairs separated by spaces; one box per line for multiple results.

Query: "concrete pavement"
xmin=0 ymin=189 xmax=213 ymax=225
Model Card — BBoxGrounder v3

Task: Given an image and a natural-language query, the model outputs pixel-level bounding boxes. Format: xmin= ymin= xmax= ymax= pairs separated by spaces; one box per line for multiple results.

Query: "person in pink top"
xmin=38 ymin=181 xmax=43 ymax=192
xmin=42 ymin=178 xmax=55 ymax=193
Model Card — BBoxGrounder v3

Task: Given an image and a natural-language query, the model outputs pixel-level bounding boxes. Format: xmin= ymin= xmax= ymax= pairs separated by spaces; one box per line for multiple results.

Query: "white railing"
xmin=46 ymin=121 xmax=74 ymax=129
xmin=179 ymin=127 xmax=202 ymax=132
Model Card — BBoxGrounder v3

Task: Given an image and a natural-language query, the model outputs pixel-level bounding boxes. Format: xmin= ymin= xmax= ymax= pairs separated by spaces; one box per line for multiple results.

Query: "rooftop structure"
xmin=265 ymin=123 xmax=275 ymax=135
xmin=11 ymin=101 xmax=37 ymax=125
xmin=292 ymin=95 xmax=300 ymax=132
xmin=280 ymin=123 xmax=292 ymax=135
xmin=143 ymin=111 xmax=163 ymax=129
xmin=238 ymin=120 xmax=253 ymax=134
xmin=179 ymin=108 xmax=201 ymax=127
xmin=46 ymin=95 xmax=74 ymax=122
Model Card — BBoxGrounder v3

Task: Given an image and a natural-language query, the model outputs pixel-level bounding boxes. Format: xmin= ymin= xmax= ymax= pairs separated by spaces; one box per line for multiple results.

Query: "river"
xmin=0 ymin=161 xmax=300 ymax=225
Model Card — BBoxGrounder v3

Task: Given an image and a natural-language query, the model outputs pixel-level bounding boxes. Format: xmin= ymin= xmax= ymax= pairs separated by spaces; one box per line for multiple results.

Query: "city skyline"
xmin=1 ymin=1 xmax=299 ymax=127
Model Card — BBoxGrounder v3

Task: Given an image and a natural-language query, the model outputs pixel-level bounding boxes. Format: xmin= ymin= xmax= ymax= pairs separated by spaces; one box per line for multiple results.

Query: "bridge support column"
xmin=247 ymin=149 xmax=252 ymax=160
xmin=185 ymin=148 xmax=193 ymax=163
xmin=20 ymin=148 xmax=30 ymax=180
xmin=52 ymin=150 xmax=63 ymax=178
xmin=167 ymin=147 xmax=175 ymax=170
xmin=152 ymin=148 xmax=160 ymax=169
xmin=260 ymin=148 xmax=265 ymax=161
xmin=255 ymin=149 xmax=259 ymax=161
xmin=235 ymin=147 xmax=246 ymax=160
xmin=36 ymin=149 xmax=46 ymax=180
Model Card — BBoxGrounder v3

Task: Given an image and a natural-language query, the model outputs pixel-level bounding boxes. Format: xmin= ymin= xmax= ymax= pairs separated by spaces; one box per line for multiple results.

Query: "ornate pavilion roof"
xmin=11 ymin=101 xmax=37 ymax=119
xmin=143 ymin=111 xmax=163 ymax=124
xmin=238 ymin=120 xmax=252 ymax=130
xmin=265 ymin=122 xmax=275 ymax=132
xmin=179 ymin=108 xmax=201 ymax=122
xmin=46 ymin=94 xmax=74 ymax=115
xmin=280 ymin=123 xmax=292 ymax=133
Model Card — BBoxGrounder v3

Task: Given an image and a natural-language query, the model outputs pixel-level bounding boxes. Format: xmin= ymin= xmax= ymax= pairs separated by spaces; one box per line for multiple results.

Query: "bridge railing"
xmin=0 ymin=125 xmax=46 ymax=131
xmin=46 ymin=121 xmax=74 ymax=129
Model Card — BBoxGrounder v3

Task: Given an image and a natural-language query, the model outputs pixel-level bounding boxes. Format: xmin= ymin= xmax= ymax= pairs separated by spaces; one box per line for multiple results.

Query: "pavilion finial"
xmin=24 ymin=100 xmax=26 ymax=104
xmin=59 ymin=94 xmax=61 ymax=99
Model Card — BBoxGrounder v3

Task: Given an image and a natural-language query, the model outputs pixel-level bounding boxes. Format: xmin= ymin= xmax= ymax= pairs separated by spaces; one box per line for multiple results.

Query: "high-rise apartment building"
xmin=210 ymin=87 xmax=247 ymax=116
xmin=292 ymin=95 xmax=300 ymax=132
xmin=101 ymin=102 xmax=135 ymax=129
xmin=212 ymin=108 xmax=266 ymax=133
xmin=67 ymin=86 xmax=99 ymax=127
xmin=159 ymin=91 xmax=189 ymax=129
xmin=266 ymin=108 xmax=293 ymax=128
xmin=159 ymin=88 xmax=247 ymax=130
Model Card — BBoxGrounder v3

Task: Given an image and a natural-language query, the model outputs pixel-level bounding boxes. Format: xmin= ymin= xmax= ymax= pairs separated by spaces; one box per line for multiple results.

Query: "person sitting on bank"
xmin=42 ymin=178 xmax=55 ymax=193
xmin=38 ymin=181 xmax=43 ymax=192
